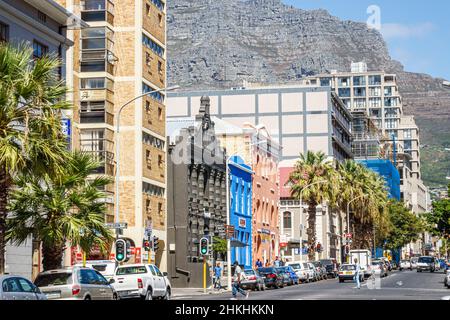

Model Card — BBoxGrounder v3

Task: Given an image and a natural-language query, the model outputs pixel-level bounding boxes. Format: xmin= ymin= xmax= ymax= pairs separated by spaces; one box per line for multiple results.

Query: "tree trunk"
xmin=307 ymin=202 xmax=317 ymax=261
xmin=0 ymin=168 xmax=9 ymax=275
xmin=42 ymin=241 xmax=65 ymax=271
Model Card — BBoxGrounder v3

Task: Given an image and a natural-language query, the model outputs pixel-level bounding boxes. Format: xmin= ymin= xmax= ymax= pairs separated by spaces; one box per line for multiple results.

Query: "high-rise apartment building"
xmin=57 ymin=0 xmax=168 ymax=269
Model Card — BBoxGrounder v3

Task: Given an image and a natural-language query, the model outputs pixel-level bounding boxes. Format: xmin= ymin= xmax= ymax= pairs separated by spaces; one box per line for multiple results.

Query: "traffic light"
xmin=153 ymin=236 xmax=159 ymax=252
xmin=200 ymin=237 xmax=209 ymax=255
xmin=143 ymin=238 xmax=151 ymax=252
xmin=115 ymin=239 xmax=126 ymax=262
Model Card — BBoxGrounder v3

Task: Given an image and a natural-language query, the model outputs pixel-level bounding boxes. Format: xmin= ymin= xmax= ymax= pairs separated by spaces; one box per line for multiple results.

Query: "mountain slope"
xmin=167 ymin=0 xmax=450 ymax=188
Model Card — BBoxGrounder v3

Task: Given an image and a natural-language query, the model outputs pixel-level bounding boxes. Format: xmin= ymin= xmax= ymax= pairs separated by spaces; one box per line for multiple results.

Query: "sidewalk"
xmin=172 ymin=287 xmax=228 ymax=297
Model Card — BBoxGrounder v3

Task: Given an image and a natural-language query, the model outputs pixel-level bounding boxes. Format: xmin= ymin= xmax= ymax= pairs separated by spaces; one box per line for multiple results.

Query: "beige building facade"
xmin=57 ymin=0 xmax=168 ymax=270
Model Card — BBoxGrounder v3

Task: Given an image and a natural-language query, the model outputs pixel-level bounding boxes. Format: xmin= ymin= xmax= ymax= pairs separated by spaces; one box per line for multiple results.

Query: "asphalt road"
xmin=173 ymin=269 xmax=450 ymax=300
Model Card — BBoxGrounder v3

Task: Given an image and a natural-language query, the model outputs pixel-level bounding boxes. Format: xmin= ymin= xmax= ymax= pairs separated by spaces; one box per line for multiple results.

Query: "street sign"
xmin=106 ymin=222 xmax=128 ymax=229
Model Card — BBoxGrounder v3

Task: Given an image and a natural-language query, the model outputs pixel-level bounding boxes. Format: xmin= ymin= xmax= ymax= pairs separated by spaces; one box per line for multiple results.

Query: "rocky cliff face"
xmin=167 ymin=0 xmax=450 ymax=188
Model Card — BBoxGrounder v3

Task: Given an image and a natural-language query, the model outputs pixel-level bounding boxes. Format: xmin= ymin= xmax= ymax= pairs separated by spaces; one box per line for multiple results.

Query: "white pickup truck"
xmin=111 ymin=264 xmax=171 ymax=300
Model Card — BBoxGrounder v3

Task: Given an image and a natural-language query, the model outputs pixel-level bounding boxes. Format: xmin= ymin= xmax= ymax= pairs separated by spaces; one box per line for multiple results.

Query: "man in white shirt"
xmin=354 ymin=258 xmax=361 ymax=289
xmin=231 ymin=261 xmax=249 ymax=300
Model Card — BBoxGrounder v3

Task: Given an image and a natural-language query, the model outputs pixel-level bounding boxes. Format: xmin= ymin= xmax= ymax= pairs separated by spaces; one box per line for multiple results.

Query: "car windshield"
xmin=34 ymin=272 xmax=72 ymax=287
xmin=289 ymin=263 xmax=301 ymax=269
xmin=418 ymin=257 xmax=433 ymax=263
xmin=116 ymin=266 xmax=147 ymax=275
xmin=244 ymin=270 xmax=255 ymax=275
xmin=320 ymin=260 xmax=333 ymax=265
xmin=312 ymin=262 xmax=321 ymax=267
xmin=340 ymin=265 xmax=356 ymax=271
xmin=302 ymin=263 xmax=309 ymax=269
xmin=400 ymin=260 xmax=409 ymax=263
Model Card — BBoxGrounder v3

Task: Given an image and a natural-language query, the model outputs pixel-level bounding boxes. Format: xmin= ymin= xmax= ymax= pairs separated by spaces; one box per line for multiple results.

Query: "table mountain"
xmin=167 ymin=0 xmax=450 ymax=188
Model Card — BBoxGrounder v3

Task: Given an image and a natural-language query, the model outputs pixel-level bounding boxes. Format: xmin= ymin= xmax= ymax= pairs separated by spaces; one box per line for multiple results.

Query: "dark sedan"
xmin=257 ymin=267 xmax=284 ymax=289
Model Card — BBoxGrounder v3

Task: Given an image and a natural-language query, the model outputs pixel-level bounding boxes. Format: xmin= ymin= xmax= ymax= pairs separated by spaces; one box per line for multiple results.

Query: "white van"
xmin=349 ymin=250 xmax=372 ymax=278
xmin=75 ymin=260 xmax=116 ymax=281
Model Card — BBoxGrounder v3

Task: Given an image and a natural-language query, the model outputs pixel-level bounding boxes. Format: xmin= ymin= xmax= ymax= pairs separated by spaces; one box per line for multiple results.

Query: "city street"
xmin=173 ymin=270 xmax=450 ymax=300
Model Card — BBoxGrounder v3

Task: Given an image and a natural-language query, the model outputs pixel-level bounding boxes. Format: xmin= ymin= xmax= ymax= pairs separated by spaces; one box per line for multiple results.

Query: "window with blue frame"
xmin=142 ymin=83 xmax=164 ymax=102
xmin=142 ymin=34 xmax=165 ymax=58
xmin=149 ymin=0 xmax=165 ymax=11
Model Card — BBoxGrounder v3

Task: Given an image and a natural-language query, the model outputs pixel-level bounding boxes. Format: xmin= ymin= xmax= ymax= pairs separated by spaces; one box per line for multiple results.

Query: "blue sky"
xmin=282 ymin=0 xmax=450 ymax=80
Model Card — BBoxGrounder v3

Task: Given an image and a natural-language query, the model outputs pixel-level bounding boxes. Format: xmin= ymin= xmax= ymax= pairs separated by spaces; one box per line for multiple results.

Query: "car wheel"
xmin=163 ymin=287 xmax=171 ymax=300
xmin=339 ymin=278 xmax=344 ymax=283
xmin=84 ymin=295 xmax=91 ymax=301
xmin=145 ymin=289 xmax=153 ymax=300
xmin=261 ymin=284 xmax=265 ymax=291
xmin=112 ymin=293 xmax=118 ymax=300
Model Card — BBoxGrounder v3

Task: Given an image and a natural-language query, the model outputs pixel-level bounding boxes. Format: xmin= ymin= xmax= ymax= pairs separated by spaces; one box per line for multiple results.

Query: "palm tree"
xmin=6 ymin=152 xmax=114 ymax=271
xmin=288 ymin=151 xmax=339 ymax=261
xmin=0 ymin=43 xmax=69 ymax=274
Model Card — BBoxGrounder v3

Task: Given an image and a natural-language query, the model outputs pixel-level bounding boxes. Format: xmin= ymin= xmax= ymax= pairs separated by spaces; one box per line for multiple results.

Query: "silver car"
xmin=34 ymin=267 xmax=117 ymax=300
xmin=0 ymin=275 xmax=47 ymax=300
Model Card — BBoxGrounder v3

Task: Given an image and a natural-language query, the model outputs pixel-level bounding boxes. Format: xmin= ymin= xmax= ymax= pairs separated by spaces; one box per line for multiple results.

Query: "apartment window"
xmin=158 ymin=107 xmax=162 ymax=120
xmin=341 ymin=99 xmax=351 ymax=109
xmin=145 ymin=199 xmax=151 ymax=213
xmin=369 ymin=87 xmax=381 ymax=97
xmin=369 ymin=75 xmax=382 ymax=85
xmin=404 ymin=129 xmax=412 ymax=139
xmin=353 ymin=76 xmax=366 ymax=86
xmin=81 ymin=0 xmax=114 ymax=22
xmin=146 ymin=150 xmax=151 ymax=169
xmin=354 ymin=87 xmax=366 ymax=97
xmin=354 ymin=98 xmax=366 ymax=109
xmin=80 ymin=101 xmax=106 ymax=123
xmin=33 ymin=40 xmax=48 ymax=58
xmin=320 ymin=77 xmax=331 ymax=87
xmin=80 ymin=77 xmax=105 ymax=89
xmin=146 ymin=3 xmax=151 ymax=15
xmin=158 ymin=202 xmax=163 ymax=215
xmin=145 ymin=100 xmax=151 ymax=112
xmin=158 ymin=13 xmax=163 ymax=26
xmin=385 ymin=119 xmax=398 ymax=129
xmin=142 ymin=34 xmax=164 ymax=57
xmin=149 ymin=0 xmax=165 ymax=11
xmin=384 ymin=97 xmax=397 ymax=107
xmin=338 ymin=77 xmax=350 ymax=87
xmin=283 ymin=212 xmax=292 ymax=229
xmin=81 ymin=61 xmax=105 ymax=72
xmin=384 ymin=87 xmax=393 ymax=96
xmin=158 ymin=60 xmax=163 ymax=74
xmin=37 ymin=11 xmax=47 ymax=23
xmin=142 ymin=182 xmax=165 ymax=197
xmin=143 ymin=132 xmax=165 ymax=150
xmin=143 ymin=83 xmax=164 ymax=102
xmin=369 ymin=98 xmax=381 ymax=108
xmin=82 ymin=27 xmax=111 ymax=50
xmin=158 ymin=155 xmax=163 ymax=168
xmin=338 ymin=88 xmax=351 ymax=98
xmin=404 ymin=140 xmax=412 ymax=150
xmin=0 ymin=21 xmax=8 ymax=42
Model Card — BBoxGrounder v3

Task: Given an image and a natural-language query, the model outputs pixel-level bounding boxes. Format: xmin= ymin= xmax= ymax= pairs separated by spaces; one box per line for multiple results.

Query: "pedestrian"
xmin=231 ymin=261 xmax=249 ymax=300
xmin=265 ymin=259 xmax=270 ymax=267
xmin=354 ymin=258 xmax=361 ymax=289
xmin=255 ymin=258 xmax=263 ymax=269
xmin=214 ymin=262 xmax=223 ymax=290
xmin=273 ymin=256 xmax=281 ymax=267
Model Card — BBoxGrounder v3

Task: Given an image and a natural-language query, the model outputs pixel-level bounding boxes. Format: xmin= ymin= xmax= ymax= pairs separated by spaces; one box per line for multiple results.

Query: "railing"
xmin=81 ymin=49 xmax=117 ymax=74
xmin=81 ymin=0 xmax=114 ymax=24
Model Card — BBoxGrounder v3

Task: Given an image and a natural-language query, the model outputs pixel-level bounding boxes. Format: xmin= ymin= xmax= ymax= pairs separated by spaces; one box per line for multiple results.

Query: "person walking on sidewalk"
xmin=273 ymin=256 xmax=281 ymax=267
xmin=354 ymin=258 xmax=361 ymax=289
xmin=231 ymin=261 xmax=249 ymax=300
xmin=213 ymin=262 xmax=222 ymax=290
xmin=255 ymin=259 xmax=263 ymax=269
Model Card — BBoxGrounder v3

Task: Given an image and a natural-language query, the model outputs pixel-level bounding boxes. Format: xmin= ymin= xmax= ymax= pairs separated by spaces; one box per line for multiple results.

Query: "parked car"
xmin=1 ymin=275 xmax=47 ymax=300
xmin=275 ymin=267 xmax=293 ymax=286
xmin=320 ymin=259 xmax=339 ymax=278
xmin=399 ymin=259 xmax=412 ymax=271
xmin=307 ymin=262 xmax=321 ymax=282
xmin=302 ymin=262 xmax=315 ymax=282
xmin=74 ymin=260 xmax=116 ymax=281
xmin=277 ymin=266 xmax=299 ymax=285
xmin=257 ymin=267 xmax=284 ymax=289
xmin=241 ymin=269 xmax=265 ymax=291
xmin=371 ymin=261 xmax=388 ymax=277
xmin=444 ymin=270 xmax=450 ymax=288
xmin=286 ymin=262 xmax=309 ymax=283
xmin=338 ymin=264 xmax=363 ymax=283
xmin=112 ymin=264 xmax=171 ymax=300
xmin=34 ymin=267 xmax=116 ymax=300
xmin=312 ymin=261 xmax=327 ymax=280
xmin=410 ymin=257 xmax=419 ymax=269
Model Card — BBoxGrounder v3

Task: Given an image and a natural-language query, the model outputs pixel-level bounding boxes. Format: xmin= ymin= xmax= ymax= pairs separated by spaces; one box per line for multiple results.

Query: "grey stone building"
xmin=167 ymin=97 xmax=228 ymax=288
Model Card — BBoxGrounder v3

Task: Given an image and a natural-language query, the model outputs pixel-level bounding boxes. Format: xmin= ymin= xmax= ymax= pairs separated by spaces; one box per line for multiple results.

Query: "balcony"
xmin=80 ymin=101 xmax=114 ymax=125
xmin=81 ymin=0 xmax=114 ymax=24
xmin=81 ymin=49 xmax=117 ymax=74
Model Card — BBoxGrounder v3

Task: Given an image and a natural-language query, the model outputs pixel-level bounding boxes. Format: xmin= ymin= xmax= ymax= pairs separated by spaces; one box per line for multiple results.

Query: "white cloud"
xmin=381 ymin=22 xmax=435 ymax=39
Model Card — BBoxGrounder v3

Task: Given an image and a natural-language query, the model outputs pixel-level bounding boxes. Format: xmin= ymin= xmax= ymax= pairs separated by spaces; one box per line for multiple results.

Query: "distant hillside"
xmin=167 ymin=0 xmax=450 ymax=188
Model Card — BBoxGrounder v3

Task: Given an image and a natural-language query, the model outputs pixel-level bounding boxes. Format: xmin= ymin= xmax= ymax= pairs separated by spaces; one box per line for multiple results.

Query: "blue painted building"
xmin=357 ymin=159 xmax=401 ymax=200
xmin=229 ymin=156 xmax=253 ymax=269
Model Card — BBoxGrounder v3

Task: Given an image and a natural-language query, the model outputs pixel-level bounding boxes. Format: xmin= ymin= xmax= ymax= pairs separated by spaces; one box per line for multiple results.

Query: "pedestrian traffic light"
xmin=200 ymin=237 xmax=209 ymax=255
xmin=115 ymin=239 xmax=126 ymax=262
xmin=153 ymin=236 xmax=159 ymax=252
xmin=143 ymin=238 xmax=151 ymax=252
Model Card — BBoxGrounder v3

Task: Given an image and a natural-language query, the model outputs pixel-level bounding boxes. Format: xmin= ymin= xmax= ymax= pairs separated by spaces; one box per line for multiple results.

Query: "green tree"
xmin=381 ymin=200 xmax=425 ymax=251
xmin=425 ymin=183 xmax=450 ymax=256
xmin=6 ymin=152 xmax=114 ymax=271
xmin=288 ymin=151 xmax=338 ymax=260
xmin=0 ymin=43 xmax=69 ymax=274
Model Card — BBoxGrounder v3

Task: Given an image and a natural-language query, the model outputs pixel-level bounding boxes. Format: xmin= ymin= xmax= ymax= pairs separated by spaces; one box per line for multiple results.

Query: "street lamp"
xmin=114 ymin=85 xmax=180 ymax=249
xmin=297 ymin=180 xmax=328 ymax=262
xmin=225 ymin=140 xmax=266 ymax=291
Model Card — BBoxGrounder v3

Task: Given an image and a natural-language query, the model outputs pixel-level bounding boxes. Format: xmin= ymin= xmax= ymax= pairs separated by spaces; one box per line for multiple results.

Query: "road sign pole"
xmin=203 ymin=258 xmax=207 ymax=294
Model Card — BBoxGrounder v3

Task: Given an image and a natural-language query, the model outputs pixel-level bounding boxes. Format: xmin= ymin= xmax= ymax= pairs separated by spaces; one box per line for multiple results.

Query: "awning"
xmin=230 ymin=239 xmax=248 ymax=248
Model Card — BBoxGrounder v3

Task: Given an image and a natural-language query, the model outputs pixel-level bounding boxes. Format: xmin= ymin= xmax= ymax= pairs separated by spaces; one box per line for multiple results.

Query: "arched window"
xmin=283 ymin=211 xmax=292 ymax=229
